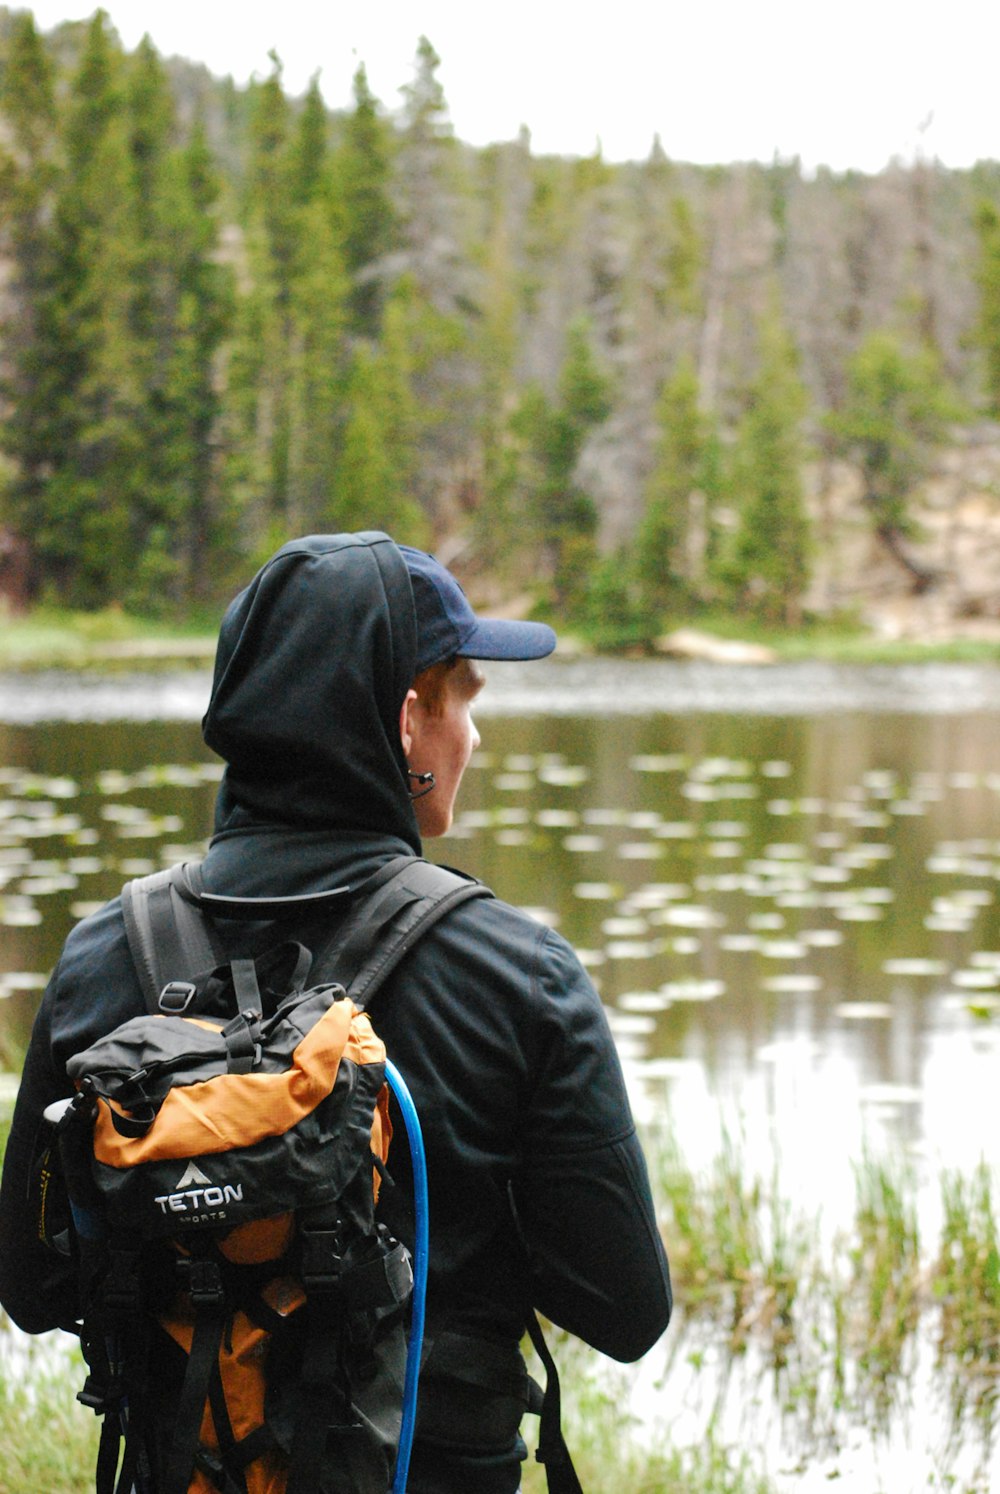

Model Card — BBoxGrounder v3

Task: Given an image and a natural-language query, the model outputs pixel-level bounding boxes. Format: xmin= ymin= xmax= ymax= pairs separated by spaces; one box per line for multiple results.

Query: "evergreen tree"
xmin=154 ymin=120 xmax=234 ymax=602
xmin=332 ymin=64 xmax=397 ymax=339
xmin=222 ymin=56 xmax=317 ymax=548
xmin=974 ymin=201 xmax=1000 ymax=417
xmin=290 ymin=73 xmax=328 ymax=206
xmin=722 ymin=315 xmax=812 ymax=625
xmin=0 ymin=10 xmax=58 ymax=591
xmin=396 ymin=34 xmax=458 ymax=310
xmin=33 ymin=12 xmax=145 ymax=605
xmin=831 ymin=329 xmax=957 ymax=585
xmin=1 ymin=17 xmax=233 ymax=608
xmin=394 ymin=37 xmax=479 ymax=519
xmin=287 ymin=191 xmax=350 ymax=533
xmin=508 ymin=318 xmax=612 ymax=609
xmin=333 ymin=315 xmax=428 ymax=543
xmin=635 ymin=354 xmax=706 ymax=617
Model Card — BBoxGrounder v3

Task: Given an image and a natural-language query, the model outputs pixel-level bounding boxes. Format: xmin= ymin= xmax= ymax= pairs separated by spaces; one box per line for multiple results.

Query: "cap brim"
xmin=456 ymin=617 xmax=557 ymax=662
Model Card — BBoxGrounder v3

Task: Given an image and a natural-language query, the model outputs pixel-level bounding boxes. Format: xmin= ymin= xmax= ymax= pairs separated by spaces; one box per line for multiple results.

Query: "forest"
xmin=1 ymin=7 xmax=1000 ymax=643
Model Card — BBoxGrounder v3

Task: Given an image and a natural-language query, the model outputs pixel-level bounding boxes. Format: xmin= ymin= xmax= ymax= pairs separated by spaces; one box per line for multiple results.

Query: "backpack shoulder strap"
xmin=120 ymin=856 xmax=493 ymax=1017
xmin=313 ymin=857 xmax=494 ymax=1009
xmin=120 ymin=864 xmax=224 ymax=1015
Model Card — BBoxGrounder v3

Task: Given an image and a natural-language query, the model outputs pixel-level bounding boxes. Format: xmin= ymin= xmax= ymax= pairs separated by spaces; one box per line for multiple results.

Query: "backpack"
xmin=42 ymin=855 xmax=491 ymax=1494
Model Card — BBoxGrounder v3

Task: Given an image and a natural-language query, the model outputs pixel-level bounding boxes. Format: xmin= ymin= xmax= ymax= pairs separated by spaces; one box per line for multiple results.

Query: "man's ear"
xmin=399 ymin=688 xmax=417 ymax=757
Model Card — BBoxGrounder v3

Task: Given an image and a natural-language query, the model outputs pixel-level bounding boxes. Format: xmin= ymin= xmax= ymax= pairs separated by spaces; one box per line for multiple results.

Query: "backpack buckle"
xmin=300 ymin=1226 xmax=343 ymax=1293
xmin=76 ymin=1372 xmax=119 ymax=1415
xmin=179 ymin=1257 xmax=225 ymax=1311
xmin=158 ymin=980 xmax=197 ymax=1014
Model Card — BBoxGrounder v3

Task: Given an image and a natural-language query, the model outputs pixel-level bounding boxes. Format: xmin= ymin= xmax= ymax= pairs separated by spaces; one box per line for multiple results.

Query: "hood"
xmin=202 ymin=532 xmax=421 ymax=852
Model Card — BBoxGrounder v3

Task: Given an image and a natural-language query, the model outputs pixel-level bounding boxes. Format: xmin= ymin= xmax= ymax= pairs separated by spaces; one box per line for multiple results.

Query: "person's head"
xmin=202 ymin=533 xmax=555 ymax=848
xmin=399 ymin=657 xmax=484 ymax=838
xmin=397 ymin=544 xmax=555 ymax=837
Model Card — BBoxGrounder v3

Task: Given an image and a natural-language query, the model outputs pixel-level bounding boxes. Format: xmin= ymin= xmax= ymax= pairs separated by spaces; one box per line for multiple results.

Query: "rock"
xmin=655 ymin=628 xmax=777 ymax=664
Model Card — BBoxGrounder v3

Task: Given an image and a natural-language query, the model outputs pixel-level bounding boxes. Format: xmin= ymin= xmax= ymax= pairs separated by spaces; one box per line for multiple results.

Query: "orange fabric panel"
xmin=162 ymin=1275 xmax=302 ymax=1494
xmin=371 ymin=1084 xmax=393 ymax=1200
xmin=219 ymin=1212 xmax=296 ymax=1265
xmin=93 ymin=1004 xmax=385 ymax=1168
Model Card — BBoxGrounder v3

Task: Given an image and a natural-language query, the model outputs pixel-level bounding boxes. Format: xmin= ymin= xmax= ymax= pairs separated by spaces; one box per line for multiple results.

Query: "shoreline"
xmin=4 ymin=610 xmax=1000 ymax=671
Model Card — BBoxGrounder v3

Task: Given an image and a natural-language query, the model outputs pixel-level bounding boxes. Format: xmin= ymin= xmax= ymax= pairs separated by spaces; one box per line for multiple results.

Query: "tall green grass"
xmin=0 ymin=1347 xmax=99 ymax=1494
xmin=7 ymin=1112 xmax=1000 ymax=1490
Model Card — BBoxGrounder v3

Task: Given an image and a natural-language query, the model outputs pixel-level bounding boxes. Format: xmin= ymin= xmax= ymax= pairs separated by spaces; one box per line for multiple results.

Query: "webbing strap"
xmin=122 ymin=857 xmax=494 ymax=1018
xmin=323 ymin=859 xmax=493 ymax=1009
xmin=525 ymin=1314 xmax=585 ymax=1494
xmin=163 ymin=1306 xmax=227 ymax=1494
xmin=121 ymin=868 xmax=224 ymax=1015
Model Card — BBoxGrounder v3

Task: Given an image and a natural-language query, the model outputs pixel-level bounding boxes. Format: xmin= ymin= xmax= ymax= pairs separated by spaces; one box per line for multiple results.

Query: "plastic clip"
xmin=180 ymin=1257 xmax=225 ymax=1311
xmin=158 ymin=980 xmax=197 ymax=1014
xmin=300 ymin=1227 xmax=344 ymax=1293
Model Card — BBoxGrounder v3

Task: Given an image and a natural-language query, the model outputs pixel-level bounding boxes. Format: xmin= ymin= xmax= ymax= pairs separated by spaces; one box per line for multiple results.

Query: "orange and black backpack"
xmin=41 ymin=856 xmax=490 ymax=1494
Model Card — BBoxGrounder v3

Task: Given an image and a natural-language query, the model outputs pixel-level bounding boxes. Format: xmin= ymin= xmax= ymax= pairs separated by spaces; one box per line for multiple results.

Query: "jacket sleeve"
xmin=511 ymin=929 xmax=672 ymax=1362
xmin=0 ymin=962 xmax=81 ymax=1334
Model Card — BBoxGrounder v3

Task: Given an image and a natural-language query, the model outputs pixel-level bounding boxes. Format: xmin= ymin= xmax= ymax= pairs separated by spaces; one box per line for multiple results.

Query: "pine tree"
xmin=287 ymin=192 xmax=350 ymax=533
xmin=0 ymin=11 xmax=59 ymax=593
xmin=723 ymin=315 xmax=812 ymax=625
xmin=222 ymin=56 xmax=304 ymax=548
xmin=333 ymin=320 xmax=428 ymax=544
xmin=34 ymin=11 xmax=145 ymax=605
xmin=974 ymin=201 xmax=1000 ymax=417
xmin=155 ymin=120 xmax=234 ymax=602
xmin=332 ymin=64 xmax=397 ymax=340
xmin=831 ymin=329 xmax=957 ymax=586
xmin=635 ymin=354 xmax=706 ymax=618
xmin=393 ymin=37 xmax=479 ymax=521
xmin=508 ymin=318 xmax=612 ymax=609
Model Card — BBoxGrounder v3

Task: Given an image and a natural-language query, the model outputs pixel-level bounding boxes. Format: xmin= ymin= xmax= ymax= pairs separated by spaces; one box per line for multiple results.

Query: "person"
xmin=0 ymin=530 xmax=672 ymax=1492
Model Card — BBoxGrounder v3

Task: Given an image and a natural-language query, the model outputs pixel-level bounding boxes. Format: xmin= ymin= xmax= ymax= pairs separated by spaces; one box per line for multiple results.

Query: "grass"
xmin=7 ymin=1111 xmax=1000 ymax=1490
xmin=0 ymin=606 xmax=217 ymax=669
xmin=0 ymin=1350 xmax=99 ymax=1494
xmin=5 ymin=602 xmax=1000 ymax=669
xmin=660 ymin=610 xmax=1000 ymax=665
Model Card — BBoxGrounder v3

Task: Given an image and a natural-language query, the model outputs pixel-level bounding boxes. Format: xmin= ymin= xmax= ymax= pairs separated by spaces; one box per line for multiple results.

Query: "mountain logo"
xmin=153 ymin=1160 xmax=244 ymax=1217
xmin=174 ymin=1161 xmax=212 ymax=1190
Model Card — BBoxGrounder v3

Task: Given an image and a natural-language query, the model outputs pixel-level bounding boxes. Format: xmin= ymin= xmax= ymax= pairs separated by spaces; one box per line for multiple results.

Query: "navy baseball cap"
xmin=399 ymin=545 xmax=557 ymax=674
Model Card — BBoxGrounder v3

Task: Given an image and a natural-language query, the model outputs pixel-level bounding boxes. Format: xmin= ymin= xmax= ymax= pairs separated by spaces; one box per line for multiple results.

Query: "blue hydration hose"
xmin=384 ymin=1060 xmax=428 ymax=1494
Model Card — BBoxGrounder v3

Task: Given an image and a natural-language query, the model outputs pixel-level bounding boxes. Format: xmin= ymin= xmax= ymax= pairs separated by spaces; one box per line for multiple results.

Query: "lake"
xmin=3 ymin=657 xmax=1000 ymax=1489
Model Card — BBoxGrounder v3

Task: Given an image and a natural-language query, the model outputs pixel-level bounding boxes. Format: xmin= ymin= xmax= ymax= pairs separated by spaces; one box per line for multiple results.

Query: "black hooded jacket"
xmin=0 ymin=533 xmax=671 ymax=1492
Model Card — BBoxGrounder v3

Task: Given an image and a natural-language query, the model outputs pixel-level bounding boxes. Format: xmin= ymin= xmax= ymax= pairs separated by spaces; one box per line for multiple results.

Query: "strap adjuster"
xmin=179 ymin=1256 xmax=225 ymax=1310
xmin=300 ymin=1226 xmax=343 ymax=1292
xmin=158 ymin=980 xmax=197 ymax=1014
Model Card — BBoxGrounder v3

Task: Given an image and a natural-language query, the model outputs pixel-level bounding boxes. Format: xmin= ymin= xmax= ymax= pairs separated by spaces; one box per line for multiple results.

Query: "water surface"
xmin=4 ymin=661 xmax=1000 ymax=1488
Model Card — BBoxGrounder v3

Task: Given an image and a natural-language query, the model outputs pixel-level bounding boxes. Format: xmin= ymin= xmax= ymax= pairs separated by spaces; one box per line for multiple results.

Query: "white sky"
xmin=18 ymin=1 xmax=1000 ymax=173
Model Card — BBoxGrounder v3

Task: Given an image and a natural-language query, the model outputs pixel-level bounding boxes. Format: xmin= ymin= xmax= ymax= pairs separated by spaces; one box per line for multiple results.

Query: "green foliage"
xmin=0 ymin=20 xmax=988 ymax=628
xmin=504 ymin=318 xmax=612 ymax=610
xmin=332 ymin=65 xmax=397 ymax=339
xmin=330 ymin=282 xmax=430 ymax=544
xmin=0 ymin=1356 xmax=100 ymax=1494
xmin=974 ymin=200 xmax=1000 ymax=418
xmin=635 ymin=354 xmax=707 ymax=617
xmin=831 ymin=329 xmax=956 ymax=539
xmin=716 ymin=314 xmax=812 ymax=625
xmin=0 ymin=14 xmax=233 ymax=610
xmin=576 ymin=549 xmax=654 ymax=652
xmin=665 ymin=194 xmax=702 ymax=315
